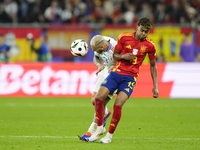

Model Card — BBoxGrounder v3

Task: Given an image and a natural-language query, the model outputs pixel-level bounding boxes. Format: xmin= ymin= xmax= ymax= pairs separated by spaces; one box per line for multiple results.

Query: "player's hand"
xmin=122 ymin=53 xmax=135 ymax=60
xmin=96 ymin=66 xmax=105 ymax=75
xmin=108 ymin=66 xmax=115 ymax=73
xmin=152 ymin=87 xmax=159 ymax=98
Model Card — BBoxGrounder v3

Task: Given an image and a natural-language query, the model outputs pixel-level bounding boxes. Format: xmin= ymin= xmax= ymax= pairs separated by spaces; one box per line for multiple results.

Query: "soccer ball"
xmin=70 ymin=39 xmax=88 ymax=57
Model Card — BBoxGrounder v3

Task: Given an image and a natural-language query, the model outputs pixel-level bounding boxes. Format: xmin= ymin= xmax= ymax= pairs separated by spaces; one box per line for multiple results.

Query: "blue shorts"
xmin=101 ymin=71 xmax=137 ymax=98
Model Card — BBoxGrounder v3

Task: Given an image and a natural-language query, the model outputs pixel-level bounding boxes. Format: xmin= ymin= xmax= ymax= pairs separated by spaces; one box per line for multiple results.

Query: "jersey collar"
xmin=133 ymin=32 xmax=135 ymax=38
xmin=106 ymin=42 xmax=111 ymax=52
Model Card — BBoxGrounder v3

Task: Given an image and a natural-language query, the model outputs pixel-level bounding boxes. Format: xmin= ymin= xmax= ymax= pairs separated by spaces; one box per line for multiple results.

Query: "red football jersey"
xmin=113 ymin=32 xmax=156 ymax=78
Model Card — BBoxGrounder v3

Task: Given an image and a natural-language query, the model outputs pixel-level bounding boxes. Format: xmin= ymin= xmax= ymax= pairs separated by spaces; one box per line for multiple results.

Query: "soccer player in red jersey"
xmin=89 ymin=17 xmax=159 ymax=143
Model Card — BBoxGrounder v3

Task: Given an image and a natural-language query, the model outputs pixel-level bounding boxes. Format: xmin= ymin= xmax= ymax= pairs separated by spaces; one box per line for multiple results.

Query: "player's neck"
xmin=105 ymin=41 xmax=109 ymax=51
xmin=134 ymin=32 xmax=141 ymax=41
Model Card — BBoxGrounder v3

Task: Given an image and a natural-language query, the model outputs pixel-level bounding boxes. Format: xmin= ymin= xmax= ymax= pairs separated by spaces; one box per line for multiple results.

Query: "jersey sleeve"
xmin=115 ymin=33 xmax=124 ymax=52
xmin=94 ymin=51 xmax=100 ymax=57
xmin=148 ymin=42 xmax=156 ymax=60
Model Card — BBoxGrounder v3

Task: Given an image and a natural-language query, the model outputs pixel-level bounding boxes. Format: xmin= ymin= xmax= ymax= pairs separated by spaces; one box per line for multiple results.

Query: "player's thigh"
xmin=118 ymin=76 xmax=136 ymax=98
xmin=93 ymin=76 xmax=103 ymax=93
xmin=100 ymin=71 xmax=119 ymax=96
xmin=114 ymin=91 xmax=129 ymax=107
xmin=96 ymin=86 xmax=110 ymax=100
xmin=93 ymin=70 xmax=109 ymax=92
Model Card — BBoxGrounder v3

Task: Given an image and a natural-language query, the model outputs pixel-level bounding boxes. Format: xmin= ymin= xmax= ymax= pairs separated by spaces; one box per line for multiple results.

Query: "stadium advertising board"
xmin=0 ymin=63 xmax=199 ymax=98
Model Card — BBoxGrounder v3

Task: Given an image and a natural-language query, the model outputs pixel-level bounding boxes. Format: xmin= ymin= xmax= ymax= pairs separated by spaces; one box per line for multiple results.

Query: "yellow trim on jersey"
xmin=145 ymin=37 xmax=155 ymax=46
xmin=136 ymin=66 xmax=142 ymax=78
xmin=134 ymin=76 xmax=137 ymax=87
xmin=113 ymin=61 xmax=121 ymax=71
xmin=118 ymin=32 xmax=133 ymax=40
xmin=113 ymin=63 xmax=138 ymax=83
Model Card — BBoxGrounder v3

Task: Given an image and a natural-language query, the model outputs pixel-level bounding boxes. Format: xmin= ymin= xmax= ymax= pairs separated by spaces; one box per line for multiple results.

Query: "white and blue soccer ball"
xmin=70 ymin=39 xmax=88 ymax=57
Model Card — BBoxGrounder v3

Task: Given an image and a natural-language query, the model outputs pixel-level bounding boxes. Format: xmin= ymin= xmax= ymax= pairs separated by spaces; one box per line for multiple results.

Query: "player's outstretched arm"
xmin=113 ymin=49 xmax=134 ymax=61
xmin=150 ymin=60 xmax=159 ymax=98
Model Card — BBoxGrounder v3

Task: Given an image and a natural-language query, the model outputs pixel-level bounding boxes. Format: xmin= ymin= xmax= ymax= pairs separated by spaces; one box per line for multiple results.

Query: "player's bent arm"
xmin=113 ymin=49 xmax=134 ymax=61
xmin=150 ymin=59 xmax=159 ymax=98
xmin=93 ymin=55 xmax=103 ymax=68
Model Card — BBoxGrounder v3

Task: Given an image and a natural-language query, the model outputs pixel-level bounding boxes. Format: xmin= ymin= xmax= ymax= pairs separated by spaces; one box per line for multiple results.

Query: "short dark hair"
xmin=138 ymin=17 xmax=153 ymax=30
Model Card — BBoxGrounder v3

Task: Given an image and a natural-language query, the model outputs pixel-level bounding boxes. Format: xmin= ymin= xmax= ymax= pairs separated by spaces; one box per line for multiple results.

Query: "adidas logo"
xmin=126 ymin=45 xmax=131 ymax=49
xmin=125 ymin=88 xmax=129 ymax=92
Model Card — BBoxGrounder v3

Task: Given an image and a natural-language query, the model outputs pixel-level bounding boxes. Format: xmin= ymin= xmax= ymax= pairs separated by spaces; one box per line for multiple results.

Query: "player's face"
xmin=91 ymin=44 xmax=104 ymax=54
xmin=136 ymin=25 xmax=150 ymax=41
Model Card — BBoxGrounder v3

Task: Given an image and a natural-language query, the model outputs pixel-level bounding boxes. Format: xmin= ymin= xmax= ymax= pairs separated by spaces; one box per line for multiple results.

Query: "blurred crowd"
xmin=0 ymin=30 xmax=52 ymax=62
xmin=0 ymin=0 xmax=200 ymax=63
xmin=0 ymin=0 xmax=200 ymax=27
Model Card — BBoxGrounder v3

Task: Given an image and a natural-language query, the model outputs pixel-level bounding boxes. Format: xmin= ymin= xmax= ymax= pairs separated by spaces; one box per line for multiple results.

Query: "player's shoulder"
xmin=103 ymin=36 xmax=117 ymax=45
xmin=118 ymin=32 xmax=133 ymax=40
xmin=145 ymin=37 xmax=155 ymax=47
xmin=103 ymin=36 xmax=115 ymax=42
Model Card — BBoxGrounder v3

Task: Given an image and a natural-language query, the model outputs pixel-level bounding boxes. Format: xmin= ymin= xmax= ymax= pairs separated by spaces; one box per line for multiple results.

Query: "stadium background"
xmin=0 ymin=1 xmax=200 ymax=150
xmin=0 ymin=0 xmax=200 ymax=98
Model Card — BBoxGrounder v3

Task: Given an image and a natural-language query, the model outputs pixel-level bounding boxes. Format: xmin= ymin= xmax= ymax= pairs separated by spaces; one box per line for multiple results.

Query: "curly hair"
xmin=138 ymin=17 xmax=153 ymax=30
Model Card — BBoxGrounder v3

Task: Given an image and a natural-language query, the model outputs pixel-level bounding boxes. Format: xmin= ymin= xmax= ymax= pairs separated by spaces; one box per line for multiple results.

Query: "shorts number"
xmin=128 ymin=81 xmax=135 ymax=89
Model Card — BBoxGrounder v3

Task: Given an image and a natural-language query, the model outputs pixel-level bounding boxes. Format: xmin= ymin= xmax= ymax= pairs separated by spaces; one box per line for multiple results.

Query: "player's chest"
xmin=123 ymin=41 xmax=149 ymax=56
xmin=100 ymin=51 xmax=114 ymax=61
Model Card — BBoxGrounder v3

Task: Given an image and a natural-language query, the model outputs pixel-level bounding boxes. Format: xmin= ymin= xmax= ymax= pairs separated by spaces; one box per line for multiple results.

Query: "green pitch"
xmin=0 ymin=97 xmax=200 ymax=150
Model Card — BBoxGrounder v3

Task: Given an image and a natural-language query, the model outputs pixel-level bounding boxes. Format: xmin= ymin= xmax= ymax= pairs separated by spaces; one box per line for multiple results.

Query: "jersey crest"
xmin=132 ymin=49 xmax=138 ymax=55
xmin=140 ymin=45 xmax=146 ymax=55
